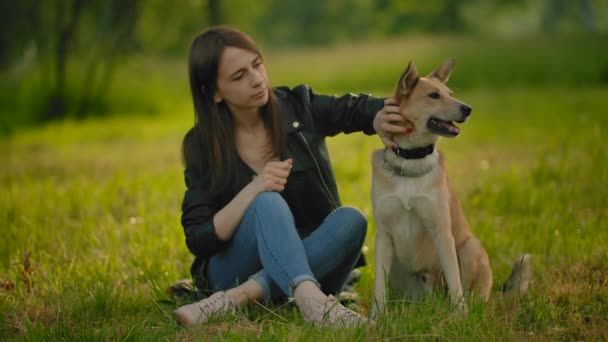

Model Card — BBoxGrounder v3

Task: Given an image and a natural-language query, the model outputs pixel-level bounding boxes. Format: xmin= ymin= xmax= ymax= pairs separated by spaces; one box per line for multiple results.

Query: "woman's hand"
xmin=213 ymin=158 xmax=293 ymax=242
xmin=373 ymin=97 xmax=413 ymax=149
xmin=252 ymin=159 xmax=293 ymax=193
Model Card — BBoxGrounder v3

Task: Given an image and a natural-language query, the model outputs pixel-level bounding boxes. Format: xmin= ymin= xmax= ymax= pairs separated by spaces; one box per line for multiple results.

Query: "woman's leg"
xmin=289 ymin=206 xmax=370 ymax=326
xmin=209 ymin=194 xmax=367 ymax=301
xmin=176 ymin=192 xmax=314 ymax=325
xmin=206 ymin=192 xmax=319 ymax=300
xmin=177 ymin=193 xmax=369 ymax=326
xmin=253 ymin=206 xmax=367 ymax=298
xmin=301 ymin=206 xmax=368 ymax=295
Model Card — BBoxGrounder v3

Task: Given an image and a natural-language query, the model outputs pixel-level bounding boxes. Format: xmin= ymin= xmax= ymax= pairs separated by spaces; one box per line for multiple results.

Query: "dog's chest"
xmin=374 ymin=174 xmax=441 ymax=271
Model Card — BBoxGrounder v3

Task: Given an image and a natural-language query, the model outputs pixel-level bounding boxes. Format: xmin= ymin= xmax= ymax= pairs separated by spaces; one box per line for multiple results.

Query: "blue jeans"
xmin=206 ymin=192 xmax=367 ymax=300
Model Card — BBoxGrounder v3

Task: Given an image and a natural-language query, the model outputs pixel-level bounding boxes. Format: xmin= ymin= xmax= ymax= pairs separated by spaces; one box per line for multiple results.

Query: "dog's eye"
xmin=428 ymin=92 xmax=441 ymax=100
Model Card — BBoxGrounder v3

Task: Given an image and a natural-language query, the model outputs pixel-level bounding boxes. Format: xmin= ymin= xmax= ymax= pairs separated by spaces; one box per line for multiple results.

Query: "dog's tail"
xmin=500 ymin=254 xmax=532 ymax=296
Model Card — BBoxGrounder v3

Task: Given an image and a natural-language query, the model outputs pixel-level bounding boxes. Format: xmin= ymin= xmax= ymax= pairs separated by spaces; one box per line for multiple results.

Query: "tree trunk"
xmin=208 ymin=0 xmax=221 ymax=25
xmin=440 ymin=0 xmax=465 ymax=32
xmin=541 ymin=0 xmax=561 ymax=33
xmin=578 ymin=0 xmax=596 ymax=32
xmin=47 ymin=0 xmax=85 ymax=120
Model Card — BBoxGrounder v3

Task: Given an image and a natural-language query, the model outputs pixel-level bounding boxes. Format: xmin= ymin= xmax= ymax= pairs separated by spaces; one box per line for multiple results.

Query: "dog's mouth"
xmin=427 ymin=117 xmax=461 ymax=137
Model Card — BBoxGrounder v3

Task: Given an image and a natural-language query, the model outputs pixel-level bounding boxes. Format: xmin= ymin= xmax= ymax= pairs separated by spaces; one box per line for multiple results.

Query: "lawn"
xmin=1 ymin=34 xmax=607 ymax=340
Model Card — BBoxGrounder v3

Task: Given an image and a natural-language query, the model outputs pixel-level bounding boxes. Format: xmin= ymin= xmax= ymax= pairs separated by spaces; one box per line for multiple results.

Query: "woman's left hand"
xmin=373 ymin=97 xmax=412 ymax=149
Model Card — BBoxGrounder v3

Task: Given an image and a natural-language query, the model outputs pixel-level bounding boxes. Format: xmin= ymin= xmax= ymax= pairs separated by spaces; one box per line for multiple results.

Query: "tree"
xmin=74 ymin=1 xmax=142 ymax=118
xmin=1 ymin=0 xmax=141 ymax=121
xmin=208 ymin=0 xmax=222 ymax=25
xmin=47 ymin=0 xmax=86 ymax=120
xmin=542 ymin=0 xmax=597 ymax=33
xmin=578 ymin=0 xmax=597 ymax=32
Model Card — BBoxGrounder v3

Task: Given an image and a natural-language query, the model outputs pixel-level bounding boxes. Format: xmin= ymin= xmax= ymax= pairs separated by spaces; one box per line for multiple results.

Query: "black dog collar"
xmin=391 ymin=144 xmax=435 ymax=159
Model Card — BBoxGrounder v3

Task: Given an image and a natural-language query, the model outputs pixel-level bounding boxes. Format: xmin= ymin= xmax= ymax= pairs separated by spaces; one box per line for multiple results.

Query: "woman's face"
xmin=214 ymin=46 xmax=269 ymax=114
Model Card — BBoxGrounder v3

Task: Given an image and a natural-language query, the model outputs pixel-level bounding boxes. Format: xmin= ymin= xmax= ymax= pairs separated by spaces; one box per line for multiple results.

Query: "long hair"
xmin=183 ymin=26 xmax=284 ymax=196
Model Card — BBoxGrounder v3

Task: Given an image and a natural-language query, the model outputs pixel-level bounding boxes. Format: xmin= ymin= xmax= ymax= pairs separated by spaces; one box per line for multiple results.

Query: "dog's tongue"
xmin=428 ymin=118 xmax=461 ymax=137
xmin=445 ymin=121 xmax=460 ymax=134
xmin=438 ymin=119 xmax=460 ymax=134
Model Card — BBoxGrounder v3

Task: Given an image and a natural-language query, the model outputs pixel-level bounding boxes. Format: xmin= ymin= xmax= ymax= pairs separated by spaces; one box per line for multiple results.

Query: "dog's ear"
xmin=394 ymin=61 xmax=419 ymax=98
xmin=428 ymin=58 xmax=456 ymax=83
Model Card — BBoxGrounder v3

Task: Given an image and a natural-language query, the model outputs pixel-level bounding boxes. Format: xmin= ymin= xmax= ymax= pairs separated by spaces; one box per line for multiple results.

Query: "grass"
xmin=1 ymin=34 xmax=607 ymax=340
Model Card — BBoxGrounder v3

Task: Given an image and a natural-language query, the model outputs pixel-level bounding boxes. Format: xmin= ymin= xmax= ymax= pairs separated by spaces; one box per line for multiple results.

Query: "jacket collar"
xmin=274 ymin=88 xmax=304 ymax=134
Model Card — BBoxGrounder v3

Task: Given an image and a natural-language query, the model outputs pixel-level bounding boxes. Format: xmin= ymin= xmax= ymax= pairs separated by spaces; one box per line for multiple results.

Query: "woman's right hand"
xmin=253 ymin=159 xmax=293 ymax=193
xmin=213 ymin=158 xmax=293 ymax=242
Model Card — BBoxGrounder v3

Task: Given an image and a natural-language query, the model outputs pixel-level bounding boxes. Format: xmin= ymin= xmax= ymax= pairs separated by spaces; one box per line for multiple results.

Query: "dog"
xmin=370 ymin=58 xmax=531 ymax=317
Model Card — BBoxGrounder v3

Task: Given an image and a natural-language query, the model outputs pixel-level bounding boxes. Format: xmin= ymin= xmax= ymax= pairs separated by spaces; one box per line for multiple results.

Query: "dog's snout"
xmin=460 ymin=105 xmax=472 ymax=117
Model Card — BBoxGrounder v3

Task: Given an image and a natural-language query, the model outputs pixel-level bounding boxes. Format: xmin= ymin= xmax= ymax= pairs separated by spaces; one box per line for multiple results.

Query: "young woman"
xmin=174 ymin=26 xmax=407 ymax=327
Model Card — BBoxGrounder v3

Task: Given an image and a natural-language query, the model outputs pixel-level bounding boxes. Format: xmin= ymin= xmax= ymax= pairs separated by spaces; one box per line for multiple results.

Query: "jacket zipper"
xmin=297 ymin=131 xmax=339 ymax=209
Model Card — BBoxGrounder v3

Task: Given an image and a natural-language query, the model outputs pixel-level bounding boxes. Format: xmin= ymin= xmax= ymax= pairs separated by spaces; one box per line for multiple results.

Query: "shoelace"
xmin=323 ymin=296 xmax=364 ymax=324
xmin=199 ymin=293 xmax=233 ymax=316
xmin=328 ymin=298 xmax=361 ymax=321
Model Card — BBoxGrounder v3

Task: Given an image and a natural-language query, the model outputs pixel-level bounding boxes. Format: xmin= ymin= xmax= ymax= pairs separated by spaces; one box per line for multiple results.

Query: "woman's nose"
xmin=250 ymin=69 xmax=264 ymax=86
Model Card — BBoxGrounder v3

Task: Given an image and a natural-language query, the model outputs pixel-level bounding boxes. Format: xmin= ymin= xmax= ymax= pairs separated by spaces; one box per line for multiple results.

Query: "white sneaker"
xmin=302 ymin=294 xmax=370 ymax=328
xmin=174 ymin=291 xmax=236 ymax=326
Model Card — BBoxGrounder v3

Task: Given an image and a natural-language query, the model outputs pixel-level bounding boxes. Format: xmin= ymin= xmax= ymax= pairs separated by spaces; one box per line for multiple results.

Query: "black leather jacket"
xmin=181 ymin=84 xmax=384 ymax=290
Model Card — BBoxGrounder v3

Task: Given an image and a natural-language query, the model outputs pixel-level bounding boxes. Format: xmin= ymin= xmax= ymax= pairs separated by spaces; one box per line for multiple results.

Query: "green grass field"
xmin=1 ymin=35 xmax=607 ymax=340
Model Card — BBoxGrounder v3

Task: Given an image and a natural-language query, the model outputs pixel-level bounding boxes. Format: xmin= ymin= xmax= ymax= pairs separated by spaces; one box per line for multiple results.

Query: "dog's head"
xmin=393 ymin=58 xmax=471 ymax=146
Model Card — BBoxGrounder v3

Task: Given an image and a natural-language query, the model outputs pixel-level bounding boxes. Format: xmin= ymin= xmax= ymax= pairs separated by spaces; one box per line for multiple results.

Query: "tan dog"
xmin=371 ymin=59 xmax=531 ymax=317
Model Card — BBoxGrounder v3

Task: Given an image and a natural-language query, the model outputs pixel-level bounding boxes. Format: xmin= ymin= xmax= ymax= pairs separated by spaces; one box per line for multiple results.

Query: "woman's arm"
xmin=182 ymin=155 xmax=293 ymax=258
xmin=181 ymin=165 xmax=227 ymax=259
xmin=291 ymin=85 xmax=407 ymax=142
xmin=305 ymin=85 xmax=383 ymax=136
xmin=212 ymin=159 xmax=292 ymax=240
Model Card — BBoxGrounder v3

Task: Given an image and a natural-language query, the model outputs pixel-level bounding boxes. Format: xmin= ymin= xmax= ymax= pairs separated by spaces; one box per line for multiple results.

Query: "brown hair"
xmin=183 ymin=26 xmax=284 ymax=195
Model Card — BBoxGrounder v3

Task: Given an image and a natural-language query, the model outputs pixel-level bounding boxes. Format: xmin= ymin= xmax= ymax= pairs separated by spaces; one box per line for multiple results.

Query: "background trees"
xmin=1 ymin=0 xmax=606 ymax=124
xmin=1 ymin=0 xmax=141 ymax=122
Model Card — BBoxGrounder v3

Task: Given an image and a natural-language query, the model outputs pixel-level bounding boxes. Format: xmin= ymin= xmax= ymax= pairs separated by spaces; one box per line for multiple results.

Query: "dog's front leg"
xmin=418 ymin=200 xmax=466 ymax=310
xmin=372 ymin=230 xmax=394 ymax=319
xmin=434 ymin=226 xmax=466 ymax=310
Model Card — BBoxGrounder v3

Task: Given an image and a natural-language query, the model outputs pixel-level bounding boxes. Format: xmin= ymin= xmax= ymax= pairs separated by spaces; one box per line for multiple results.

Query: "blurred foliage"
xmin=0 ymin=0 xmax=607 ymax=128
xmin=0 ymin=0 xmax=141 ymax=123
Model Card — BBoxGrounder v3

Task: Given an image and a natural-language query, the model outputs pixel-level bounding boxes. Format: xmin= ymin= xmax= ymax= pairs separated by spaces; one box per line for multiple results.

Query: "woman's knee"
xmin=244 ymin=191 xmax=294 ymax=234
xmin=333 ymin=206 xmax=368 ymax=243
xmin=243 ymin=192 xmax=287 ymax=225
xmin=249 ymin=191 xmax=290 ymax=213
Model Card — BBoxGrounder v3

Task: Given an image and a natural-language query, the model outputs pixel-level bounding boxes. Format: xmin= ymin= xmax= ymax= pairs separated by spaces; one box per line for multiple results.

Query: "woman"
xmin=174 ymin=26 xmax=406 ymax=327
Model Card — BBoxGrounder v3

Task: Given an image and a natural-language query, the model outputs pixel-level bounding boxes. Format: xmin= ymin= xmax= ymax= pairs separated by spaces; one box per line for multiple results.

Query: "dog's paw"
xmin=454 ymin=297 xmax=468 ymax=314
xmin=370 ymin=308 xmax=378 ymax=320
xmin=370 ymin=305 xmax=383 ymax=320
xmin=502 ymin=254 xmax=533 ymax=296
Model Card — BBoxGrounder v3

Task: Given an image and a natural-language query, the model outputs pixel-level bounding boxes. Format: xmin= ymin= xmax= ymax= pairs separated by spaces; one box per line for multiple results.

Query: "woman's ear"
xmin=213 ymin=91 xmax=222 ymax=103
